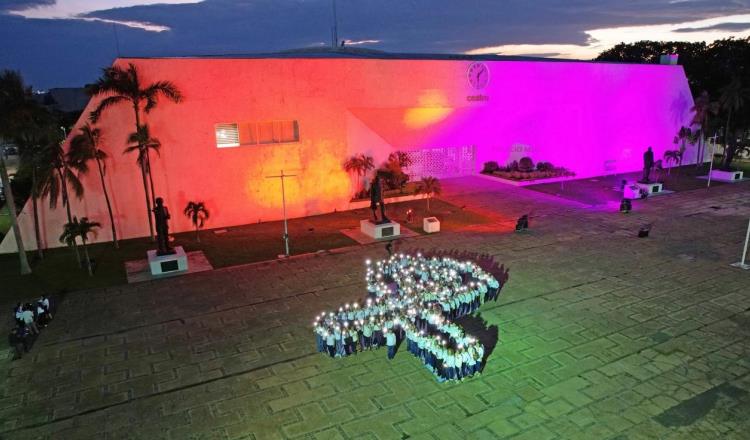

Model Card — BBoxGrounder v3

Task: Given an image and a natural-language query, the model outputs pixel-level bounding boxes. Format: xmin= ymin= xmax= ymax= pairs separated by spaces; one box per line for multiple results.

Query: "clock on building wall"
xmin=467 ymin=62 xmax=490 ymax=90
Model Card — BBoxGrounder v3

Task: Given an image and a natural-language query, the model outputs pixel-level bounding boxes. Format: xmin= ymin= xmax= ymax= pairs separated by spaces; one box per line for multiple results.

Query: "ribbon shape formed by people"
xmin=313 ymin=253 xmax=508 ymax=382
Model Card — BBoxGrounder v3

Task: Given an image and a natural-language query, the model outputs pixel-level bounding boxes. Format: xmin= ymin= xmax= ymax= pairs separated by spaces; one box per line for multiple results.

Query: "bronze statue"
xmin=153 ymin=197 xmax=175 ymax=255
xmin=370 ymin=174 xmax=388 ymax=224
xmin=641 ymin=146 xmax=654 ymax=183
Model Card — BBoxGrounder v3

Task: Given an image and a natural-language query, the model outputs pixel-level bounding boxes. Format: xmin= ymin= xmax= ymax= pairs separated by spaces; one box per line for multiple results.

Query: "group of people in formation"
xmin=9 ymin=296 xmax=53 ymax=360
xmin=313 ymin=253 xmax=506 ymax=382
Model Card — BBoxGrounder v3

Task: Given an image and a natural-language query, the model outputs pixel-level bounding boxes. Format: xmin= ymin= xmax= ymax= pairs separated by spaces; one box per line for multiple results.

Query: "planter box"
xmin=348 ymin=193 xmax=426 ymax=210
xmin=477 ymin=172 xmax=576 ymax=187
xmin=710 ymin=169 xmax=744 ymax=182
xmin=423 ymin=217 xmax=440 ymax=233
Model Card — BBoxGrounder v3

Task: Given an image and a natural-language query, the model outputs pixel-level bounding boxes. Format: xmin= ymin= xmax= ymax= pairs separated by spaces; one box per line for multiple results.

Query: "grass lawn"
xmin=0 ymin=203 xmax=10 ymax=239
xmin=0 ymin=198 xmax=492 ymax=303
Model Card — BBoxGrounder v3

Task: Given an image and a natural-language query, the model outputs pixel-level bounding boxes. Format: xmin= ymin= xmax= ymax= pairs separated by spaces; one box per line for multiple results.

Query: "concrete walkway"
xmin=1 ymin=176 xmax=749 ymax=439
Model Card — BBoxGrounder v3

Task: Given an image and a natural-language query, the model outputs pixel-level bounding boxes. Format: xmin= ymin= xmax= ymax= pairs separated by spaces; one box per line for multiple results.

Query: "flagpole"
xmin=266 ymin=170 xmax=297 ymax=257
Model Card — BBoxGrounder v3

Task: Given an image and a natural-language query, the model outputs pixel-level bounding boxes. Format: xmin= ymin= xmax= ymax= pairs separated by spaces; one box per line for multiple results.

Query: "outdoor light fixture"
xmin=515 ymin=214 xmax=529 ymax=231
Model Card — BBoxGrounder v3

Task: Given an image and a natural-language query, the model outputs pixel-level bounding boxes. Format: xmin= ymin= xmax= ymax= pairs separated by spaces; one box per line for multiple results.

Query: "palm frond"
xmin=89 ymin=95 xmax=127 ymax=123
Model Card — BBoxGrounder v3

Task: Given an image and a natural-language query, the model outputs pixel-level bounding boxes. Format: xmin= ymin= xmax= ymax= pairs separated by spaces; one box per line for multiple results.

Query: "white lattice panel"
xmin=405 ymin=145 xmax=476 ymax=179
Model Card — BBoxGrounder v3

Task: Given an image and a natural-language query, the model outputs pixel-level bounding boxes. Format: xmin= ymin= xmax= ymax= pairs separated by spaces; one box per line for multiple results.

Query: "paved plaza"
xmin=2 ymin=176 xmax=749 ymax=439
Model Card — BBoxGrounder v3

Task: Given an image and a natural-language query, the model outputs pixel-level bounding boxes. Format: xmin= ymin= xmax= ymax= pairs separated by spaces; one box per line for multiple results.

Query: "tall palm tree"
xmin=415 ymin=176 xmax=442 ymax=212
xmin=37 ymin=141 xmax=84 ymax=266
xmin=15 ymin=119 xmax=56 ymax=259
xmin=60 ymin=216 xmax=101 ymax=276
xmin=88 ymin=62 xmax=182 ymax=241
xmin=672 ymin=126 xmax=696 ymax=170
xmin=0 ymin=70 xmax=32 ymax=274
xmin=68 ymin=123 xmax=118 ymax=248
xmin=184 ymin=201 xmax=209 ymax=242
xmin=126 ymin=124 xmax=161 ymax=205
xmin=718 ymin=77 xmax=750 ymax=169
xmin=690 ymin=91 xmax=720 ymax=166
xmin=388 ymin=151 xmax=413 ymax=169
xmin=343 ymin=154 xmax=375 ymax=197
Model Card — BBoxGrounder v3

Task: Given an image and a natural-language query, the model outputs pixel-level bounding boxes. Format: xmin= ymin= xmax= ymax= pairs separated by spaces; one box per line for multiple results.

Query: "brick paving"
xmin=1 ymin=176 xmax=749 ymax=439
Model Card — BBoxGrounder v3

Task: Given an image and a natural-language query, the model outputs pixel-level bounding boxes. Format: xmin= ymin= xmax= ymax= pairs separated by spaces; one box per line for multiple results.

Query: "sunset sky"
xmin=2 ymin=0 xmax=748 ymax=89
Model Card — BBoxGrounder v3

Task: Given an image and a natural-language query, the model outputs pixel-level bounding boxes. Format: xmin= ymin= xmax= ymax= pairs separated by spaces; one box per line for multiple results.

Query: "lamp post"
xmin=265 ymin=169 xmax=297 ymax=257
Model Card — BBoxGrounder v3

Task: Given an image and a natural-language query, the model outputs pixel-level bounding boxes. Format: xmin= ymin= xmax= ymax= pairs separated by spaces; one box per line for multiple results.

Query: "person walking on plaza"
xmin=20 ymin=304 xmax=39 ymax=335
xmin=8 ymin=327 xmax=28 ymax=360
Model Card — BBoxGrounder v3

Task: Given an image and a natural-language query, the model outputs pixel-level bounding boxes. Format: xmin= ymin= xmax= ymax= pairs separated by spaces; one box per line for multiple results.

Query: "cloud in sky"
xmin=7 ymin=0 xmax=204 ymax=31
xmin=467 ymin=13 xmax=750 ymax=59
xmin=2 ymin=0 xmax=749 ymax=88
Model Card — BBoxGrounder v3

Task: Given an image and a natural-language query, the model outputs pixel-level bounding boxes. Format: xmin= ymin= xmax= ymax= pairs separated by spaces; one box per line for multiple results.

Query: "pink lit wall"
xmin=1 ymin=57 xmax=694 ymax=252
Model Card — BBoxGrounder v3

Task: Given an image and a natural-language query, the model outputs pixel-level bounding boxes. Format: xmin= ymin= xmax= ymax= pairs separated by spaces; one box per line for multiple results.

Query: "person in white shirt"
xmin=21 ymin=304 xmax=38 ymax=335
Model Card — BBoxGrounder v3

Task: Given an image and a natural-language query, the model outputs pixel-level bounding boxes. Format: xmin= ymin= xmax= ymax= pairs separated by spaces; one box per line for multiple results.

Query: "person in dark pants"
xmin=8 ymin=327 xmax=28 ymax=360
xmin=386 ymin=330 xmax=397 ymax=359
xmin=370 ymin=174 xmax=387 ymax=223
xmin=642 ymin=147 xmax=654 ymax=183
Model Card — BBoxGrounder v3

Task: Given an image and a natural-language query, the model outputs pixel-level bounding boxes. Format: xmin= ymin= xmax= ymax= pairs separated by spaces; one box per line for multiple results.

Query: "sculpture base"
xmin=709 ymin=169 xmax=744 ymax=182
xmin=623 ymin=181 xmax=663 ymax=199
xmin=148 ymin=246 xmax=188 ymax=276
xmin=360 ymin=219 xmax=401 ymax=239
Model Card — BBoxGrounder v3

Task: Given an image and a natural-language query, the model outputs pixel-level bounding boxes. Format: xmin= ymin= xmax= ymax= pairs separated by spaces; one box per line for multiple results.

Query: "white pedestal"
xmin=710 ymin=169 xmax=744 ymax=182
xmin=635 ymin=182 xmax=663 ymax=195
xmin=423 ymin=217 xmax=440 ymax=233
xmin=148 ymin=246 xmax=189 ymax=275
xmin=360 ymin=220 xmax=401 ymax=239
xmin=623 ymin=181 xmax=663 ymax=199
xmin=623 ymin=185 xmax=642 ymax=200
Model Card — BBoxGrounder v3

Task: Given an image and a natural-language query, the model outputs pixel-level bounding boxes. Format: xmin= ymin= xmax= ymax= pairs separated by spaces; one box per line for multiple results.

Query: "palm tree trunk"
xmin=723 ymin=111 xmax=732 ymax=169
xmin=31 ymin=166 xmax=43 ymax=259
xmin=96 ymin=157 xmax=118 ymax=249
xmin=0 ymin=157 xmax=31 ymax=274
xmin=134 ymin=104 xmax=155 ymax=241
xmin=196 ymin=225 xmax=200 ymax=242
xmin=146 ymin=150 xmax=156 ymax=207
xmin=140 ymin=159 xmax=155 ymax=242
xmin=82 ymin=238 xmax=93 ymax=276
xmin=57 ymin=167 xmax=81 ymax=267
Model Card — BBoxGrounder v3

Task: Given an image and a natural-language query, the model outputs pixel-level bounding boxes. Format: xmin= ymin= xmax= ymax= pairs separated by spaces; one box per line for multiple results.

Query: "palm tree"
xmin=690 ymin=91 xmax=720 ymax=166
xmin=663 ymin=150 xmax=682 ymax=175
xmin=388 ymin=151 xmax=413 ymax=169
xmin=184 ymin=201 xmax=209 ymax=242
xmin=718 ymin=77 xmax=750 ymax=169
xmin=0 ymin=70 xmax=33 ymax=274
xmin=60 ymin=216 xmax=100 ymax=276
xmin=125 ymin=124 xmax=161 ymax=205
xmin=343 ymin=154 xmax=375 ymax=197
xmin=68 ymin=123 xmax=118 ymax=248
xmin=672 ymin=126 xmax=696 ymax=171
xmin=37 ymin=141 xmax=84 ymax=266
xmin=15 ymin=119 xmax=56 ymax=259
xmin=88 ymin=62 xmax=182 ymax=241
xmin=415 ymin=176 xmax=442 ymax=212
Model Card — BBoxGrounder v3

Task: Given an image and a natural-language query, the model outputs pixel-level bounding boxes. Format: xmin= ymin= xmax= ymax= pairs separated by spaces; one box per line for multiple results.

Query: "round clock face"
xmin=467 ymin=62 xmax=490 ymax=90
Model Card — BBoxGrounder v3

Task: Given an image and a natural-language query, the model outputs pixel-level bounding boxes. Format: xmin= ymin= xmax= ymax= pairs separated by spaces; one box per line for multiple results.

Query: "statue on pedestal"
xmin=640 ymin=146 xmax=654 ymax=183
xmin=370 ymin=174 xmax=388 ymax=224
xmin=153 ymin=197 xmax=175 ymax=256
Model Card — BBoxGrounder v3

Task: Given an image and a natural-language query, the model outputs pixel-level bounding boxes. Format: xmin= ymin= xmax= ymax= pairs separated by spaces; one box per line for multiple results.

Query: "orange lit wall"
xmin=0 ymin=57 xmax=694 ymax=251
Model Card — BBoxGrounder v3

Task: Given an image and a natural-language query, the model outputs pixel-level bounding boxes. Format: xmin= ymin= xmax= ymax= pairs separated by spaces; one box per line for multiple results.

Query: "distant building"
xmin=34 ymin=87 xmax=89 ymax=114
xmin=0 ymin=50 xmax=696 ymax=252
